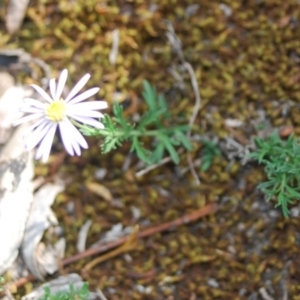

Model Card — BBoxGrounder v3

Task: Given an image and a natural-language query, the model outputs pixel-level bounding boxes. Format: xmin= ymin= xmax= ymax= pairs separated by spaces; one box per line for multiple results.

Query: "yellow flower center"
xmin=45 ymin=100 xmax=66 ymax=122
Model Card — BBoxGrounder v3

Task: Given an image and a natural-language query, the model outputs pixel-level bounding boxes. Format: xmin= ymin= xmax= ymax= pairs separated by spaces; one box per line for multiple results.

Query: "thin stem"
xmin=76 ymin=122 xmax=189 ymax=139
xmin=280 ymin=174 xmax=286 ymax=194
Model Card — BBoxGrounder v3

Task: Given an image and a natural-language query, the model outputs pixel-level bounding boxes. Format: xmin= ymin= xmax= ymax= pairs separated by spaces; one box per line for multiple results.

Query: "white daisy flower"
xmin=14 ymin=69 xmax=108 ymax=162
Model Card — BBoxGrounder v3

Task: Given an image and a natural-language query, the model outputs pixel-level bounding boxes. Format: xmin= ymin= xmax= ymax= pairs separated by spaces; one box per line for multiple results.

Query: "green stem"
xmin=95 ymin=128 xmax=159 ymax=137
xmin=73 ymin=119 xmax=189 ymax=138
xmin=279 ymin=174 xmax=286 ymax=195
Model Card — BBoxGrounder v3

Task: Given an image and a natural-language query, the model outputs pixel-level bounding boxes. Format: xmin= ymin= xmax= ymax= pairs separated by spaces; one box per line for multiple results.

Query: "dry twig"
xmin=82 ymin=226 xmax=139 ymax=276
xmin=136 ymin=148 xmax=184 ymax=177
xmin=166 ymin=22 xmax=202 ymax=184
xmin=7 ymin=203 xmax=217 ymax=291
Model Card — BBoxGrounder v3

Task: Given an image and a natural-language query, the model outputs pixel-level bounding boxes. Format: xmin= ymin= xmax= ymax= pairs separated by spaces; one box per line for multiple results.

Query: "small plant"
xmin=16 ymin=70 xmax=192 ymax=165
xmin=249 ymin=131 xmax=300 ymax=217
xmin=80 ymin=80 xmax=192 ymax=165
xmin=39 ymin=283 xmax=90 ymax=300
xmin=200 ymin=139 xmax=221 ymax=172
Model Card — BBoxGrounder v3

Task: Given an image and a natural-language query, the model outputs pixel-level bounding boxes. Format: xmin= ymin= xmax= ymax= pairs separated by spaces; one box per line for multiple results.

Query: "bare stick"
xmin=63 ymin=203 xmax=216 ymax=265
xmin=7 ymin=203 xmax=216 ymax=292
xmin=184 ymin=62 xmax=201 ymax=185
xmin=136 ymin=148 xmax=184 ymax=177
xmin=166 ymin=21 xmax=201 ymax=185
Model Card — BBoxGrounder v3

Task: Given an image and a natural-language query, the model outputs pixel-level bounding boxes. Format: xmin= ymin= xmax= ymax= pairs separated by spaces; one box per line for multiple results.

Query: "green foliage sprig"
xmin=39 ymin=283 xmax=89 ymax=300
xmin=249 ymin=131 xmax=300 ymax=217
xmin=80 ymin=80 xmax=192 ymax=165
xmin=200 ymin=139 xmax=221 ymax=172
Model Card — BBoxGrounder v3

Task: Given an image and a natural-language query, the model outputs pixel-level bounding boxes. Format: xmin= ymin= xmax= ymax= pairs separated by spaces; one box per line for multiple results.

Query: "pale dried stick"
xmin=136 ymin=148 xmax=184 ymax=177
xmin=184 ymin=61 xmax=201 ymax=185
xmin=96 ymin=288 xmax=109 ymax=300
xmin=165 ymin=21 xmax=201 ymax=185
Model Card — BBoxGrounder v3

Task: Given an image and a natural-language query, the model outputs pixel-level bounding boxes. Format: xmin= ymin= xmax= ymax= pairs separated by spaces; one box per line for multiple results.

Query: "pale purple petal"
xmin=23 ymin=98 xmax=46 ymax=109
xmin=13 ymin=113 xmax=44 ymax=126
xmin=67 ymin=128 xmax=82 ymax=156
xmin=25 ymin=120 xmax=53 ymax=150
xmin=56 ymin=69 xmax=68 ymax=99
xmin=64 ymin=119 xmax=88 ymax=149
xmin=72 ymin=141 xmax=81 ymax=156
xmin=67 ymin=88 xmax=99 ymax=105
xmin=70 ymin=138 xmax=81 ymax=156
xmin=19 ymin=106 xmax=44 ymax=114
xmin=26 ymin=117 xmax=48 ymax=132
xmin=21 ymin=119 xmax=48 ymax=146
xmin=58 ymin=121 xmax=75 ymax=156
xmin=69 ymin=101 xmax=108 ymax=110
xmin=67 ymin=110 xmax=104 ymax=118
xmin=35 ymin=123 xmax=57 ymax=162
xmin=59 ymin=119 xmax=88 ymax=156
xmin=65 ymin=73 xmax=91 ymax=102
xmin=31 ymin=84 xmax=53 ymax=103
xmin=69 ymin=115 xmax=105 ymax=129
xmin=49 ymin=78 xmax=56 ymax=100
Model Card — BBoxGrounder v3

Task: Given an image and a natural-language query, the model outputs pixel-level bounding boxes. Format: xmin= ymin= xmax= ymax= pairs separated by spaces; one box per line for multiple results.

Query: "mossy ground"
xmin=1 ymin=0 xmax=300 ymax=299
